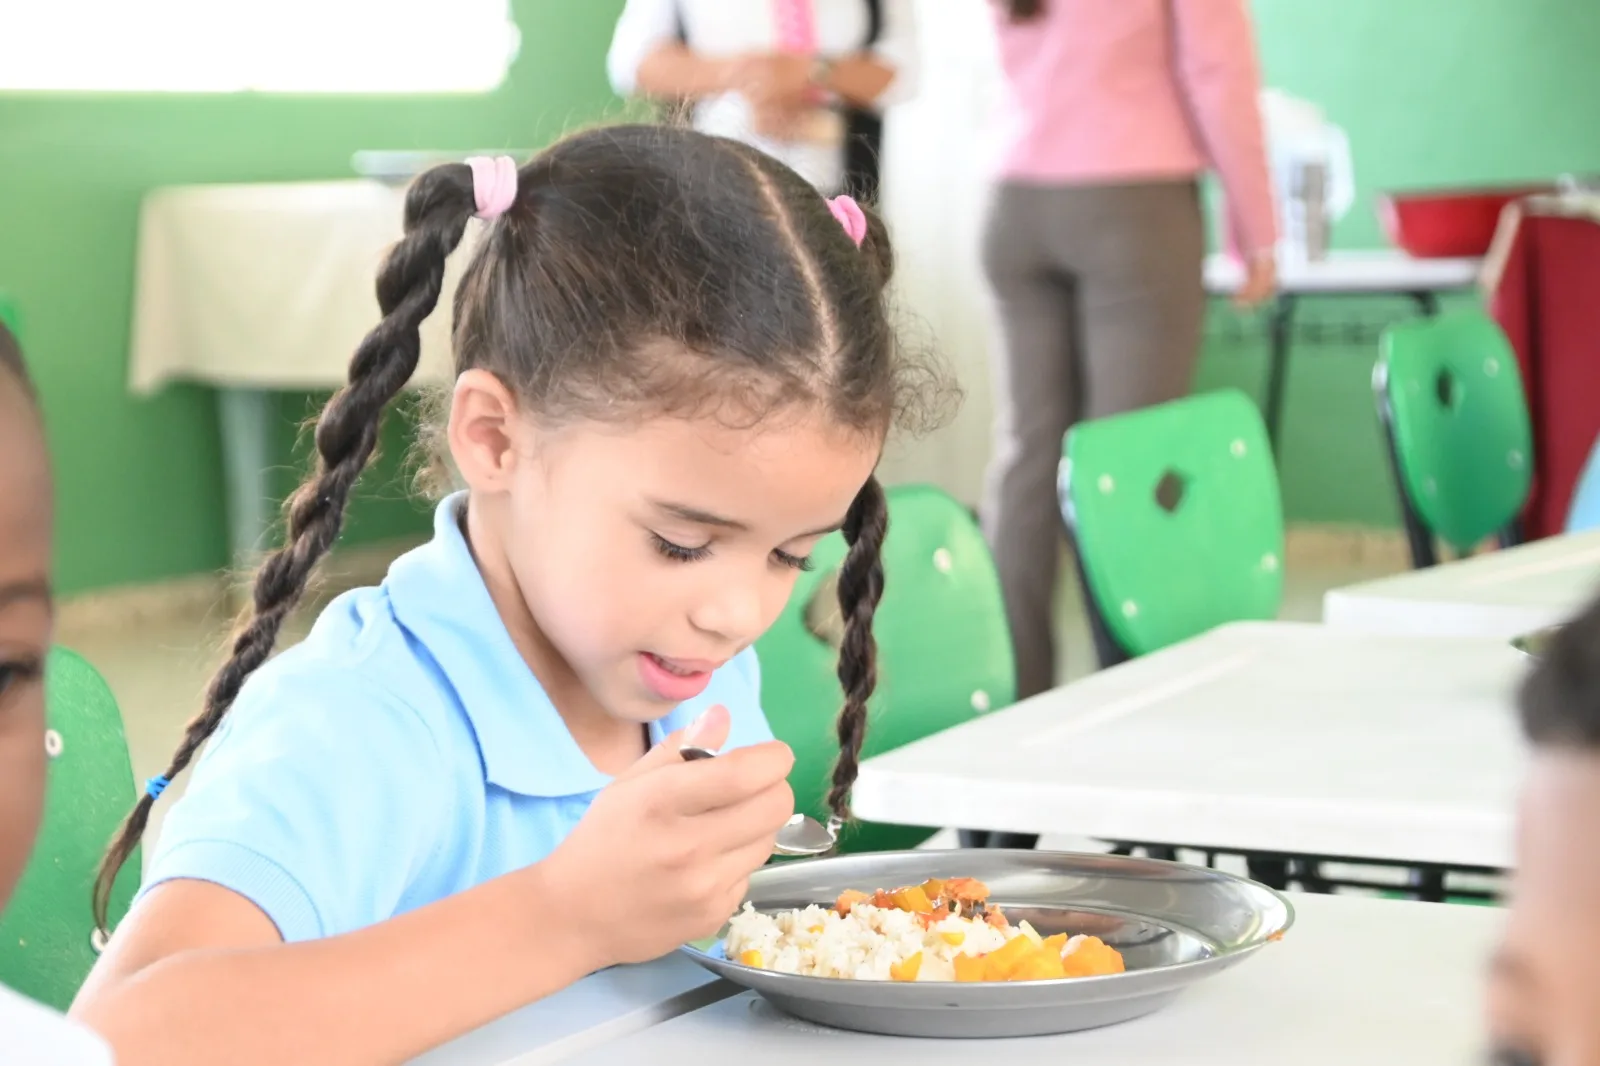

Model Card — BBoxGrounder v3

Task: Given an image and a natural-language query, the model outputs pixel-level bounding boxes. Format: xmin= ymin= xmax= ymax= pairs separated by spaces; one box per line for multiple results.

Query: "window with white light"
xmin=0 ymin=0 xmax=520 ymax=93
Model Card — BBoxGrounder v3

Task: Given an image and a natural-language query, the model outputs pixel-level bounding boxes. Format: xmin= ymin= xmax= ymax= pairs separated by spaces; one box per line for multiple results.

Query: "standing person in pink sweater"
xmin=981 ymin=0 xmax=1278 ymax=700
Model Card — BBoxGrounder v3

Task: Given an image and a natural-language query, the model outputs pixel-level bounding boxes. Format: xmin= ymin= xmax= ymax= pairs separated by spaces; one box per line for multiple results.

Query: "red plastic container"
xmin=1377 ymin=184 xmax=1554 ymax=258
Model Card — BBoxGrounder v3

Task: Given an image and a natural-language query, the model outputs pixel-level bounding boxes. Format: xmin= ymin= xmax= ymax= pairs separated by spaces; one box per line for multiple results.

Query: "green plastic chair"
xmin=0 ymin=293 xmax=21 ymax=339
xmin=1375 ymin=311 xmax=1533 ymax=568
xmin=1059 ymin=389 xmax=1284 ymax=666
xmin=756 ymin=484 xmax=1015 ymax=854
xmin=0 ymin=648 xmax=140 ymax=1010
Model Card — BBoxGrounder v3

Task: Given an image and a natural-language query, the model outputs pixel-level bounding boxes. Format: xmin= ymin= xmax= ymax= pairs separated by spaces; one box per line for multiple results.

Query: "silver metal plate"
xmin=680 ymin=850 xmax=1293 ymax=1039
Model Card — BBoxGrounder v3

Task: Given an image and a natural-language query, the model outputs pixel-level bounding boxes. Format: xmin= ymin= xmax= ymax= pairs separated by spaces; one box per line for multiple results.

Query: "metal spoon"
xmin=680 ymin=745 xmax=839 ymax=857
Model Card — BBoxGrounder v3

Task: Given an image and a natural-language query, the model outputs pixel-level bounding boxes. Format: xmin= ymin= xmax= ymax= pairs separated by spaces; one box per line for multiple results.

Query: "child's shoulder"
xmin=0 ymin=985 xmax=115 ymax=1065
xmin=219 ymin=581 xmax=464 ymax=759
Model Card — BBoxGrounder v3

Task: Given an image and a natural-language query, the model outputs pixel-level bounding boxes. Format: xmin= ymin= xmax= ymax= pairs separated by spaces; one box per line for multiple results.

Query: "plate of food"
xmin=681 ymin=849 xmax=1292 ymax=1038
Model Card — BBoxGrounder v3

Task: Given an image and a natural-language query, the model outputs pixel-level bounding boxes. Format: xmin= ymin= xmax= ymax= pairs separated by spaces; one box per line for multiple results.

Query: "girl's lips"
xmin=638 ymin=653 xmax=717 ymax=702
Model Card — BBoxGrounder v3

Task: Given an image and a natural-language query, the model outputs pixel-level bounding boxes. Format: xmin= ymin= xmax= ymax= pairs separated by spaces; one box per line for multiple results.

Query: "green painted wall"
xmin=0 ymin=0 xmax=629 ymax=594
xmin=4 ymin=0 xmax=1598 ymax=592
xmin=1200 ymin=0 xmax=1600 ymax=527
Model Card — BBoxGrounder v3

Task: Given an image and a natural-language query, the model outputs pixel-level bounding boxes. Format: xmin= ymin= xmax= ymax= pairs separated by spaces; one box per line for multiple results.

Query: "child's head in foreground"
xmin=94 ymin=124 xmax=944 ymax=916
xmin=1495 ymin=595 xmax=1600 ymax=1065
xmin=0 ymin=323 xmax=52 ymax=912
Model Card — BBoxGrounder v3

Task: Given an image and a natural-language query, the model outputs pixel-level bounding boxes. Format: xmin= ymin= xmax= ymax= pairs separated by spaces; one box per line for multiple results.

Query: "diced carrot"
xmin=984 ymin=907 xmax=1010 ymax=930
xmin=982 ymin=935 xmax=1035 ymax=981
xmin=835 ymin=890 xmax=870 ymax=915
xmin=889 ymin=952 xmax=923 ymax=982
xmin=890 ymin=885 xmax=935 ymax=914
xmin=940 ymin=931 xmax=966 ymax=946
xmin=953 ymin=954 xmax=987 ymax=983
xmin=739 ymin=950 xmax=764 ymax=968
xmin=1010 ymin=948 xmax=1067 ymax=982
xmin=921 ymin=878 xmax=947 ymax=900
xmin=1060 ymin=937 xmax=1125 ymax=978
xmin=1041 ymin=933 xmax=1069 ymax=956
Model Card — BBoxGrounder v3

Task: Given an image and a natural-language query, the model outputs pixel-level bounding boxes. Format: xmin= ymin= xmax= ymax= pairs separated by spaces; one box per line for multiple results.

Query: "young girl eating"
xmin=0 ymin=324 xmax=115 ymax=1063
xmin=72 ymin=126 xmax=937 ymax=1064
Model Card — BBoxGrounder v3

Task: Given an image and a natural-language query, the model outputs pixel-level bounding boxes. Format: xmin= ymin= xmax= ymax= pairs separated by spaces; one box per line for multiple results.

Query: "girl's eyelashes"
xmin=651 ymin=533 xmax=712 ymax=563
xmin=649 ymin=533 xmax=814 ymax=572
xmin=0 ymin=656 xmax=44 ymax=702
xmin=773 ymin=549 xmax=815 ymax=572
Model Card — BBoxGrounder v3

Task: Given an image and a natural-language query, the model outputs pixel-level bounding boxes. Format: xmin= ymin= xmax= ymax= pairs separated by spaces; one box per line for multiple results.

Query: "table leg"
xmin=1262 ymin=295 xmax=1298 ymax=458
xmin=216 ymin=388 xmax=277 ymax=576
xmin=1408 ymin=291 xmax=1442 ymax=317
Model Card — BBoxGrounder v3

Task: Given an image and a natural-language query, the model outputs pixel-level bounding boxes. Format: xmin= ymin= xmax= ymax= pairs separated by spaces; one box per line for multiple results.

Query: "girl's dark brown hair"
xmin=1520 ymin=596 xmax=1600 ymax=751
xmin=93 ymin=124 xmax=941 ymax=929
xmin=1004 ymin=0 xmax=1045 ymax=20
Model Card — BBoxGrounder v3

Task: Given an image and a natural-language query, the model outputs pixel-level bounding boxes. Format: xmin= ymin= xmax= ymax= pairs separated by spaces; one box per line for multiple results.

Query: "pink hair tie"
xmin=828 ymin=195 xmax=868 ymax=248
xmin=465 ymin=155 xmax=518 ymax=220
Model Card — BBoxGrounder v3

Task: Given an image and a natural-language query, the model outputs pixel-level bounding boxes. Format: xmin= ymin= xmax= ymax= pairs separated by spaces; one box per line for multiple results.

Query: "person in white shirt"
xmin=0 ymin=322 xmax=115 ymax=1065
xmin=607 ymin=0 xmax=919 ymax=198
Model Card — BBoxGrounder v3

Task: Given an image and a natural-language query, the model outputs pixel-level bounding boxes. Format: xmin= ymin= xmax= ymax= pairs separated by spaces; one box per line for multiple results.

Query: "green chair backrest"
xmin=1376 ymin=311 xmax=1532 ymax=553
xmin=1060 ymin=389 xmax=1284 ymax=658
xmin=0 ymin=648 xmax=140 ymax=1010
xmin=756 ymin=484 xmax=1015 ymax=853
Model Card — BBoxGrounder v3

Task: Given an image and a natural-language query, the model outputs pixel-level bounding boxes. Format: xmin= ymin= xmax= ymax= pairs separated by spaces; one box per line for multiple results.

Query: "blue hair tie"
xmin=145 ymin=775 xmax=170 ymax=800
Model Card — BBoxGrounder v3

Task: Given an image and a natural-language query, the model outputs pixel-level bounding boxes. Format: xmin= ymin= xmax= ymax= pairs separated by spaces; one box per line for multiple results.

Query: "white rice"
xmin=724 ymin=903 xmax=1087 ymax=982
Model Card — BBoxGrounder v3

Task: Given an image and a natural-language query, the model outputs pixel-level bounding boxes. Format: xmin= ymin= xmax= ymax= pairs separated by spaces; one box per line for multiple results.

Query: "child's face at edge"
xmin=450 ymin=369 xmax=881 ymax=730
xmin=1489 ymin=751 xmax=1600 ymax=1066
xmin=0 ymin=376 xmax=52 ymax=909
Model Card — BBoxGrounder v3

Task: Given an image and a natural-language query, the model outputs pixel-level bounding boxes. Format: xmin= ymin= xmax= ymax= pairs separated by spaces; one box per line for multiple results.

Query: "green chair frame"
xmin=1060 ymin=389 xmax=1285 ymax=668
xmin=1375 ymin=311 xmax=1533 ymax=568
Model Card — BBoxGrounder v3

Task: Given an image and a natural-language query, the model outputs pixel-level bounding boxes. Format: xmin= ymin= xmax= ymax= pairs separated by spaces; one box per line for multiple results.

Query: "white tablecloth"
xmin=853 ymin=621 xmax=1525 ymax=868
xmin=129 ymin=180 xmax=473 ymax=393
xmin=563 ymin=893 xmax=1498 ymax=1066
xmin=1324 ymin=530 xmax=1600 ymax=638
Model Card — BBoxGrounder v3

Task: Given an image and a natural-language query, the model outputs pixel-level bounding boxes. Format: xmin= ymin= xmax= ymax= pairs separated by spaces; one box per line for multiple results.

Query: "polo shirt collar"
xmin=386 ymin=493 xmax=651 ymax=798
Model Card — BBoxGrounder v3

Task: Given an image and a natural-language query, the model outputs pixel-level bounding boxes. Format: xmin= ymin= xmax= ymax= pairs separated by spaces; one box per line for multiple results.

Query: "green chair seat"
xmin=756 ymin=484 xmax=1015 ymax=853
xmin=0 ymin=648 xmax=140 ymax=1009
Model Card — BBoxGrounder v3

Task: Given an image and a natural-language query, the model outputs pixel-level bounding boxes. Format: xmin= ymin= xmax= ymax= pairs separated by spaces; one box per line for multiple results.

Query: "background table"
xmin=561 ymin=893 xmax=1499 ymax=1066
xmin=1324 ymin=528 xmax=1600 ymax=637
xmin=853 ymin=621 xmax=1523 ymax=869
xmin=128 ymin=180 xmax=472 ymax=565
xmin=411 ymin=954 xmax=735 ymax=1066
xmin=1204 ymin=250 xmax=1482 ymax=454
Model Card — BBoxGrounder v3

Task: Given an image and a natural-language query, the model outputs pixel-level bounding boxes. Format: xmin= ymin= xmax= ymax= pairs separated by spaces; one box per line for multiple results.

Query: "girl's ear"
xmin=447 ymin=369 xmax=525 ymax=494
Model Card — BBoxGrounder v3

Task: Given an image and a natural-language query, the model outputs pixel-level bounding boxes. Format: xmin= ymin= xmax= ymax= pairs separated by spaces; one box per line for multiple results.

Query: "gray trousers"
xmin=980 ymin=180 xmax=1206 ymax=699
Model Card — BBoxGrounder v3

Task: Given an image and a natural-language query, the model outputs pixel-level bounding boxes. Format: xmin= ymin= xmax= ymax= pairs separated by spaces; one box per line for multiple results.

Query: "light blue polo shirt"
xmin=141 ymin=493 xmax=774 ymax=942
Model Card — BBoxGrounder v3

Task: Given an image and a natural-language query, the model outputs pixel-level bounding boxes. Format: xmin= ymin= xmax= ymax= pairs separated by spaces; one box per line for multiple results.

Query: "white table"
xmin=1203 ymin=249 xmax=1483 ymax=455
xmin=128 ymin=180 xmax=473 ymax=565
xmin=853 ymin=621 xmax=1524 ymax=869
xmin=1325 ymin=529 xmax=1600 ymax=638
xmin=410 ymin=954 xmax=736 ymax=1066
xmin=1203 ymin=250 xmax=1482 ymax=297
xmin=562 ymin=893 xmax=1499 ymax=1066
